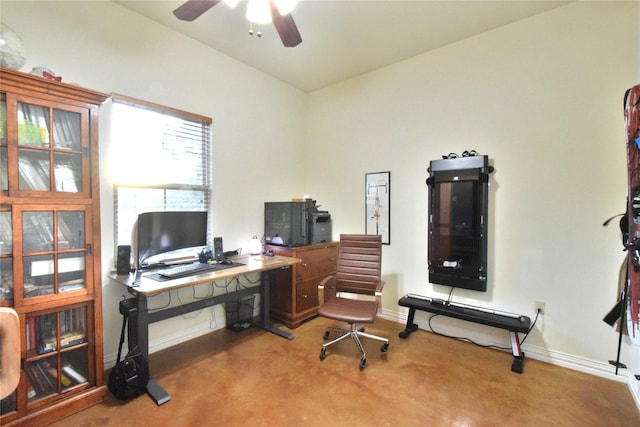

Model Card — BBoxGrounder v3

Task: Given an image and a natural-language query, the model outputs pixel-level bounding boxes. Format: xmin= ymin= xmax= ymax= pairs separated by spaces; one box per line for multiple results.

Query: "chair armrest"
xmin=375 ymin=280 xmax=385 ymax=296
xmin=318 ymin=275 xmax=336 ymax=306
xmin=375 ymin=280 xmax=386 ymax=315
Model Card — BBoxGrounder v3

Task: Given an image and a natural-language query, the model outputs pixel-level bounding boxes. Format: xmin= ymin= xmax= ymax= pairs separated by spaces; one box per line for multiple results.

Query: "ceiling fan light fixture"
xmin=173 ymin=0 xmax=301 ymax=47
xmin=246 ymin=0 xmax=272 ymax=24
xmin=274 ymin=0 xmax=298 ymax=16
xmin=222 ymin=0 xmax=240 ymax=8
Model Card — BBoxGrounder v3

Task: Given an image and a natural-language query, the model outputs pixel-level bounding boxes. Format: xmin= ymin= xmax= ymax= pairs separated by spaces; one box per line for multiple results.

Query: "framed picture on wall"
xmin=365 ymin=171 xmax=390 ymax=244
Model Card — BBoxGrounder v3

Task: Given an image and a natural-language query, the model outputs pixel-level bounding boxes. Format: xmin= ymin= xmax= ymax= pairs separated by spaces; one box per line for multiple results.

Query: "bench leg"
xmin=399 ymin=307 xmax=419 ymax=339
xmin=509 ymin=330 xmax=525 ymax=374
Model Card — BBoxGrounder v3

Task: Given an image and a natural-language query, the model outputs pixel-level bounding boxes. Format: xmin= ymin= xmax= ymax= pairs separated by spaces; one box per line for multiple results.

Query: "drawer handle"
xmin=302 ymin=263 xmax=308 ymax=268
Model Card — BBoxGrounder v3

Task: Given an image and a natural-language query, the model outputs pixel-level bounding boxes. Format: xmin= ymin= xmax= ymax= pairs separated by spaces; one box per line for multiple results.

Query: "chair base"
xmin=319 ymin=323 xmax=389 ymax=370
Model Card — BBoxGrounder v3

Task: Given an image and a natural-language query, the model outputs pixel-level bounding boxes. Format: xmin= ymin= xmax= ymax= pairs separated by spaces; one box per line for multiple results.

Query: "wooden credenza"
xmin=265 ymin=242 xmax=338 ymax=328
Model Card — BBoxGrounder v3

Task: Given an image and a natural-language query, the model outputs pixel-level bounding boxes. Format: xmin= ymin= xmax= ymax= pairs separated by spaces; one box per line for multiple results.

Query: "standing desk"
xmin=110 ymin=254 xmax=301 ymax=405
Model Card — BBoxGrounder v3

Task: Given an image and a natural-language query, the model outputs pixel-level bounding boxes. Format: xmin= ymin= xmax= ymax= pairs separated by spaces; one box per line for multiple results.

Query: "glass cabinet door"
xmin=25 ymin=305 xmax=90 ymax=405
xmin=0 ymin=210 xmax=13 ymax=306
xmin=15 ymin=99 xmax=87 ymax=195
xmin=20 ymin=207 xmax=90 ymax=302
xmin=1 ymin=68 xmax=107 ymax=425
xmin=1 ymin=94 xmax=7 ymax=191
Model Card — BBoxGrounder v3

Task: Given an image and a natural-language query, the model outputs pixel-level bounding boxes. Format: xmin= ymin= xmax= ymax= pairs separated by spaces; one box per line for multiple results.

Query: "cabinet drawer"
xmin=296 ymin=246 xmax=338 ymax=281
xmin=296 ymin=279 xmax=319 ymax=313
xmin=266 ymin=245 xmax=293 ymax=257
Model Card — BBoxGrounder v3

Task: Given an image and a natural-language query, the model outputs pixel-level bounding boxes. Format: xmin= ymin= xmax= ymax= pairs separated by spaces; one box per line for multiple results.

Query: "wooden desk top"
xmin=109 ymin=254 xmax=301 ymax=295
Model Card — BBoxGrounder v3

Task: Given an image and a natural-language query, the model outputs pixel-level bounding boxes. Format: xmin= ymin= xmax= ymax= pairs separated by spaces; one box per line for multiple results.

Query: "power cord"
xmin=519 ymin=307 xmax=541 ymax=345
xmin=427 ymin=314 xmax=512 ymax=351
xmin=426 ymin=305 xmax=542 ymax=352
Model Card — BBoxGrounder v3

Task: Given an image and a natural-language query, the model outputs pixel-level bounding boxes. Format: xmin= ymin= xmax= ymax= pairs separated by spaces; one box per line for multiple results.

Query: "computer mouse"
xmin=220 ymin=259 xmax=233 ymax=265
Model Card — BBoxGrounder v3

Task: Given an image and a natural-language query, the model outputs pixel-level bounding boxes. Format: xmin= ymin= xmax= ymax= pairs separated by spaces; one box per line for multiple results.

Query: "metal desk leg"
xmin=261 ymin=270 xmax=294 ymax=340
xmin=128 ymin=295 xmax=171 ymax=405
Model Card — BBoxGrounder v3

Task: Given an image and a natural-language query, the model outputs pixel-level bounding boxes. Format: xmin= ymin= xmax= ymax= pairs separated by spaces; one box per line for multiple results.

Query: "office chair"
xmin=0 ymin=308 xmax=20 ymax=399
xmin=317 ymin=234 xmax=389 ymax=370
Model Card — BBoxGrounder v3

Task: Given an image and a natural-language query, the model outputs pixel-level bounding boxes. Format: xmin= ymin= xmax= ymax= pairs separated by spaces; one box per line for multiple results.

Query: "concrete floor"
xmin=51 ymin=316 xmax=639 ymax=426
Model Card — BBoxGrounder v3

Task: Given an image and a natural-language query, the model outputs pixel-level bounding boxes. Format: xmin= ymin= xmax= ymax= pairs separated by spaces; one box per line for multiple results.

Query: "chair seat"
xmin=317 ymin=297 xmax=377 ymax=324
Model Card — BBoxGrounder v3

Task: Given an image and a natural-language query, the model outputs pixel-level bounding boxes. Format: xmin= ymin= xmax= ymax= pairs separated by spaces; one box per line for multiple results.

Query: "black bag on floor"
xmin=108 ymin=300 xmax=149 ymax=400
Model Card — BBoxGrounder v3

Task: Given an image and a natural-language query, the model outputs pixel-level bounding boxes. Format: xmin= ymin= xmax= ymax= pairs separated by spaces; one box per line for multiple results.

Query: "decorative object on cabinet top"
xmin=0 ymin=23 xmax=26 ymax=71
xmin=30 ymin=65 xmax=62 ymax=82
xmin=0 ymin=67 xmax=109 ymax=105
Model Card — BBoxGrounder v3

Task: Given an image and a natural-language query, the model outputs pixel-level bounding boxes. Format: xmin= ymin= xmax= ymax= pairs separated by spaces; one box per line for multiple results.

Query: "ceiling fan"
xmin=173 ymin=0 xmax=302 ymax=47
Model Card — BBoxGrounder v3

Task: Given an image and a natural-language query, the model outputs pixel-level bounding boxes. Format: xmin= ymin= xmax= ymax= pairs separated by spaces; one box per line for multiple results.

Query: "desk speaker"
xmin=214 ymin=237 xmax=223 ymax=261
xmin=116 ymin=245 xmax=131 ymax=275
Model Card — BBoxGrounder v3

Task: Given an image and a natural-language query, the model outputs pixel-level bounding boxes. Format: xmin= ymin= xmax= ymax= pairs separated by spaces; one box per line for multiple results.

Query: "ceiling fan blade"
xmin=173 ymin=0 xmax=221 ymax=21
xmin=270 ymin=1 xmax=302 ymax=47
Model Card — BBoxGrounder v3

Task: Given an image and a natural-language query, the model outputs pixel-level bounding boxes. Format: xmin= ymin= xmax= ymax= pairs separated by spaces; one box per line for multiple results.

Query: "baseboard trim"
xmin=105 ymin=307 xmax=633 ymax=388
xmin=104 ymin=322 xmax=223 ymax=368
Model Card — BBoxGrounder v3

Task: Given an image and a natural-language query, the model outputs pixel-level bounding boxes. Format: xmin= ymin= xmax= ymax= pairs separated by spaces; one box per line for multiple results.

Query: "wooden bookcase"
xmin=0 ymin=68 xmax=109 ymax=425
xmin=265 ymin=242 xmax=338 ymax=328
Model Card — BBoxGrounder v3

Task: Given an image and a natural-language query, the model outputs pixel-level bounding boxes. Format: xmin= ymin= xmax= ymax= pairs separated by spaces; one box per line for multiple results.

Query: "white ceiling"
xmin=116 ymin=0 xmax=571 ymax=92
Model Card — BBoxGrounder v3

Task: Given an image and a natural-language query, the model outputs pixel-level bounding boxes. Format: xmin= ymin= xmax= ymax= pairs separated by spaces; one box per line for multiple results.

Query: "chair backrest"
xmin=334 ymin=234 xmax=382 ymax=296
xmin=0 ymin=308 xmax=20 ymax=399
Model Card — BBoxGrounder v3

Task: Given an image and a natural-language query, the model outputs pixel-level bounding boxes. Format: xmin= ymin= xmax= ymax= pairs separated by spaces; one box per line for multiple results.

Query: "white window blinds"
xmin=109 ymin=94 xmax=213 ymax=252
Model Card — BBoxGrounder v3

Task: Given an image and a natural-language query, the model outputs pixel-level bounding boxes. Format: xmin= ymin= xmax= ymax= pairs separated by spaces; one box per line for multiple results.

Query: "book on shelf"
xmin=22 ymin=213 xmax=56 ymax=254
xmin=26 ymin=376 xmax=37 ymax=399
xmin=60 ymin=331 xmax=86 ymax=348
xmin=26 ymin=359 xmax=81 ymax=396
xmin=53 ymin=109 xmax=80 ymax=150
xmin=59 ymin=280 xmax=85 ymax=293
xmin=36 ymin=159 xmax=51 ymax=188
xmin=26 ymin=212 xmax=53 ymax=246
xmin=18 ymin=156 xmax=49 ymax=190
xmin=58 ymin=210 xmax=87 ymax=249
xmin=36 ymin=315 xmax=56 ymax=355
xmin=54 ymin=162 xmax=79 ymax=192
xmin=41 ymin=359 xmax=72 ymax=387
xmin=26 ymin=317 xmax=37 ymax=351
xmin=26 ymin=364 xmax=45 ymax=395
xmin=62 ymin=365 xmax=87 ymax=384
xmin=26 ymin=363 xmax=54 ymax=395
xmin=23 ymin=283 xmax=54 ymax=298
xmin=0 ymin=211 xmax=12 ymax=254
xmin=36 ymin=362 xmax=54 ymax=389
xmin=17 ymin=103 xmax=49 ymax=145
xmin=0 ymin=148 xmax=7 ymax=191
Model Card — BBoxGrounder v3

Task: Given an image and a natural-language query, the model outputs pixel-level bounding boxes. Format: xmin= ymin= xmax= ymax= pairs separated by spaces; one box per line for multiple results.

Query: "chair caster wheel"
xmin=359 ymin=358 xmax=367 ymax=371
xmin=380 ymin=342 xmax=389 ymax=352
xmin=323 ymin=330 xmax=330 ymax=340
xmin=320 ymin=348 xmax=327 ymax=361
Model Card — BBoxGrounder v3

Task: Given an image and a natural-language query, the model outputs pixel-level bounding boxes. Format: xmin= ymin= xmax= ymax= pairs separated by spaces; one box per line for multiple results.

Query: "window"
xmin=109 ymin=94 xmax=212 ymax=259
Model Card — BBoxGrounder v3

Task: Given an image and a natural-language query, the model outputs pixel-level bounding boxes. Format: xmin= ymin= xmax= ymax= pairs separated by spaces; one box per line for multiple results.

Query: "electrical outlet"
xmin=535 ymin=301 xmax=545 ymax=314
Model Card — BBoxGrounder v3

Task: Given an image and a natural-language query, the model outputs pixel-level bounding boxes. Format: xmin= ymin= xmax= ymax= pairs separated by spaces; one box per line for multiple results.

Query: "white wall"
xmin=3 ymin=0 xmax=640 ymax=396
xmin=306 ymin=0 xmax=639 ymax=383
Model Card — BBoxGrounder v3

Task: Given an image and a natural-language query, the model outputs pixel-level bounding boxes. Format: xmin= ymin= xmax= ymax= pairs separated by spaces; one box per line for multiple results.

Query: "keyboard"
xmin=159 ymin=263 xmax=217 ymax=278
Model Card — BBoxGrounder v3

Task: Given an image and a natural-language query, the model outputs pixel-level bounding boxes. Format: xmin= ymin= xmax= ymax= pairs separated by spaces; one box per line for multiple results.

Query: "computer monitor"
xmin=132 ymin=211 xmax=208 ymax=269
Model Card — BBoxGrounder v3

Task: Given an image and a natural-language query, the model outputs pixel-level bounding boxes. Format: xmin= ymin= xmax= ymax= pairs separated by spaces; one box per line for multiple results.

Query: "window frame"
xmin=109 ymin=94 xmax=213 ymax=265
